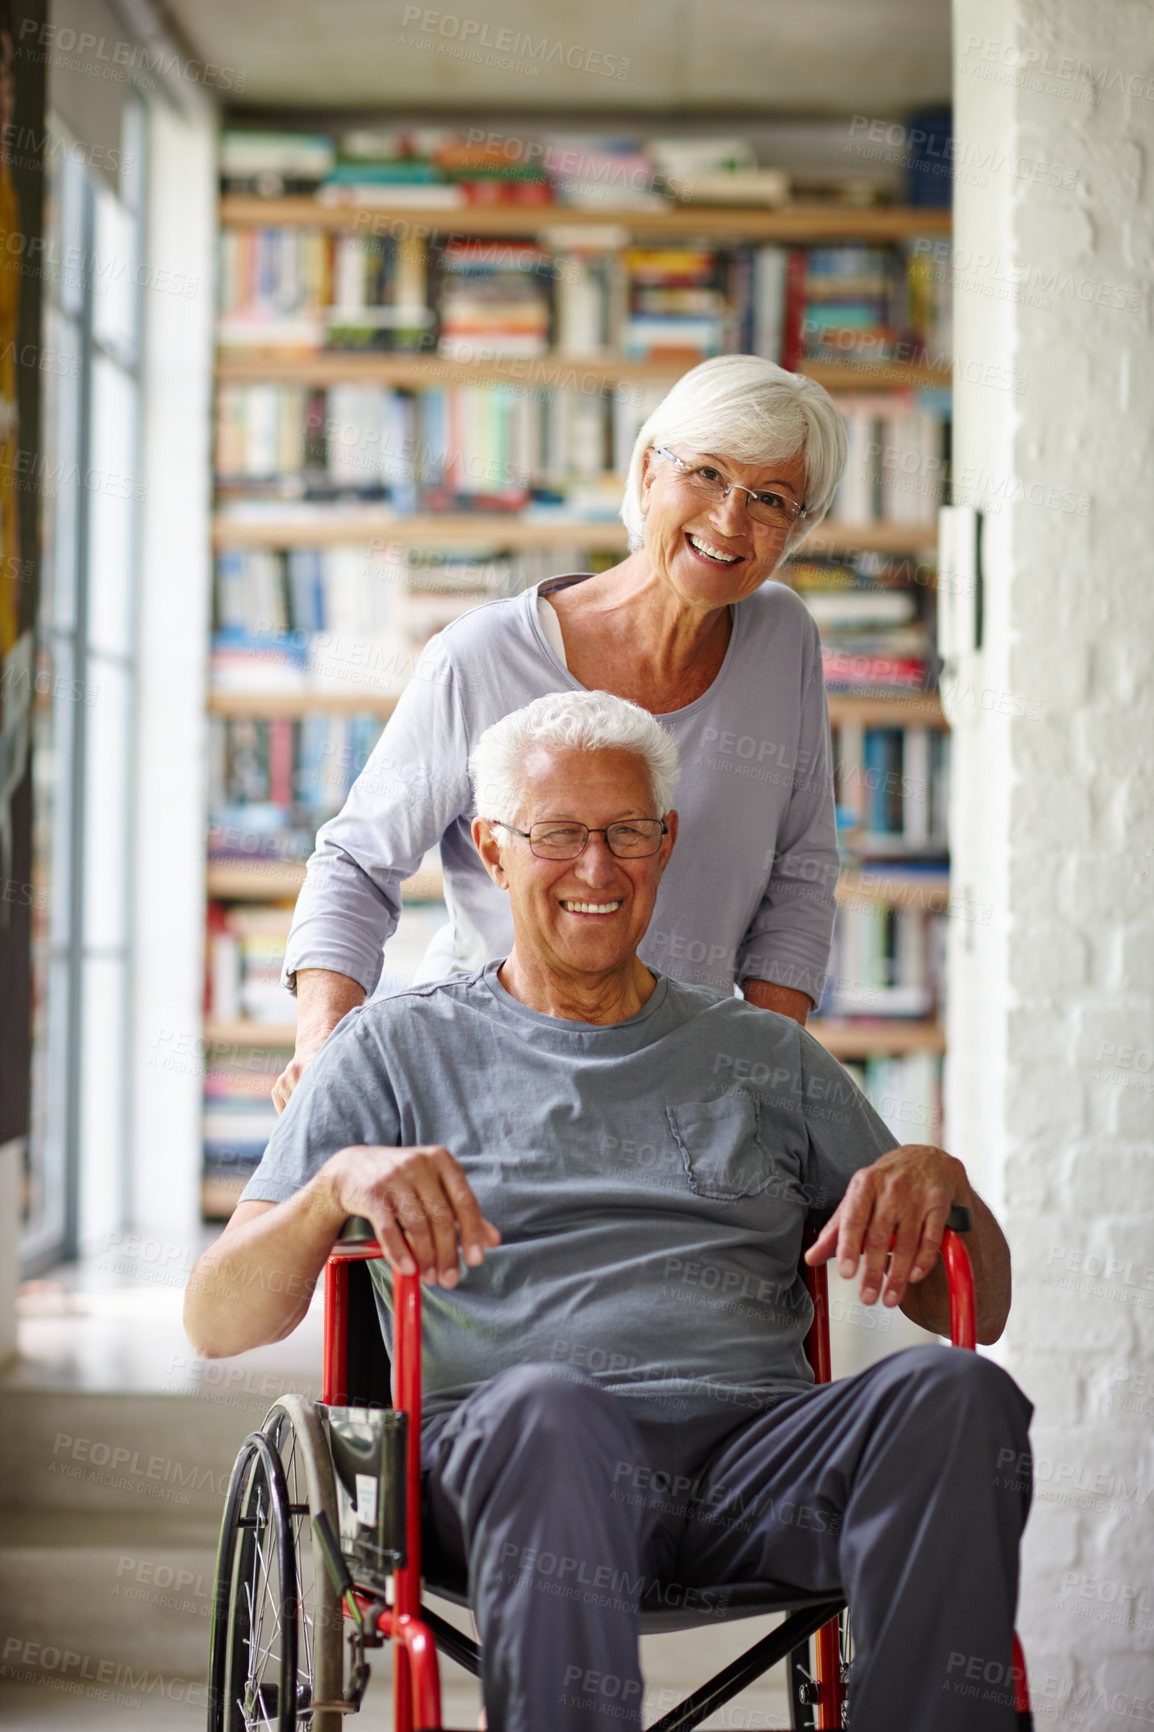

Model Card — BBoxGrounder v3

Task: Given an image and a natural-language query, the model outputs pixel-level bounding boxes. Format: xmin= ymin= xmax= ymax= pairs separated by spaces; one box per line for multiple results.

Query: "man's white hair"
xmin=470 ymin=690 xmax=680 ymax=824
xmin=620 ymin=353 xmax=848 ymax=559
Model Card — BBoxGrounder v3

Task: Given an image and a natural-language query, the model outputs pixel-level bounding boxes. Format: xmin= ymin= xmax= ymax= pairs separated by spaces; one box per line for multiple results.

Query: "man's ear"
xmin=472 ymin=817 xmax=511 ymax=890
xmin=658 ymin=809 xmax=679 ymax=873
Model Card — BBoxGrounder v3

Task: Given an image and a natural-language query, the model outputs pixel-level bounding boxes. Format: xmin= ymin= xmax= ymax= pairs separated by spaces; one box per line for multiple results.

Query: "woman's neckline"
xmin=528 ymin=574 xmax=746 ymax=721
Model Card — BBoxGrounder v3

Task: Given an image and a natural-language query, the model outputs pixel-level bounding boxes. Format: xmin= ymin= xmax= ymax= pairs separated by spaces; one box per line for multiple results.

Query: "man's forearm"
xmin=183 ymin=1179 xmax=345 ymax=1359
xmin=742 ymin=978 xmax=812 ymax=1027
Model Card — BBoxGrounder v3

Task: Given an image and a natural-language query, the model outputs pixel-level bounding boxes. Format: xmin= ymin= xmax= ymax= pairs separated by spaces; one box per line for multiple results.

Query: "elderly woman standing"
xmin=273 ymin=353 xmax=847 ymax=1108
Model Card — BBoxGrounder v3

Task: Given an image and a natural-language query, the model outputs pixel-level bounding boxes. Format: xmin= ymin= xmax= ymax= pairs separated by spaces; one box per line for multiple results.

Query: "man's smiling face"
xmin=474 ymin=745 xmax=676 ymax=983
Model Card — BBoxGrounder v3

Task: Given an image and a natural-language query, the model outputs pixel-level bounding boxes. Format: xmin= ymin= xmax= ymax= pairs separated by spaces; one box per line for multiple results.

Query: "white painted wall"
xmin=950 ymin=0 xmax=1154 ymax=1713
xmin=130 ymin=94 xmax=217 ymax=1241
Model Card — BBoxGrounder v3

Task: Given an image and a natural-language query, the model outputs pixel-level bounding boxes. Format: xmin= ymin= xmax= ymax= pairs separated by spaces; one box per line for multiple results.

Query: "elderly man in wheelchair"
xmin=185 ymin=689 xmax=1033 ymax=1732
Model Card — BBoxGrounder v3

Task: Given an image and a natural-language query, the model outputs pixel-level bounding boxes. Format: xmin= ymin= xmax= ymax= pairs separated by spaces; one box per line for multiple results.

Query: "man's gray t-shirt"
xmin=240 ymin=966 xmax=898 ymax=1424
xmin=283 ymin=576 xmax=838 ymax=1003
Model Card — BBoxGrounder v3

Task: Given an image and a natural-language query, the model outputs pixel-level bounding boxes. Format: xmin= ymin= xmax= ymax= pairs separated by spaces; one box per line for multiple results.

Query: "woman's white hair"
xmin=620 ymin=354 xmax=848 ymax=558
xmin=470 ymin=690 xmax=680 ymax=823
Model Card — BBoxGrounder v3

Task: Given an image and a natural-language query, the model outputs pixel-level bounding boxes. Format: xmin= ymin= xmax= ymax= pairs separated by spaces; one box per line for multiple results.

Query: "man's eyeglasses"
xmin=655 ymin=447 xmax=807 ymax=529
xmin=495 ymin=819 xmax=668 ymax=860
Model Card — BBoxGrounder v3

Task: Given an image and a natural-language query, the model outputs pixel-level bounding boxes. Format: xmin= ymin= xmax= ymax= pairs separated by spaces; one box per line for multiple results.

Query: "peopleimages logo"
xmin=399 ymin=8 xmax=631 ymax=78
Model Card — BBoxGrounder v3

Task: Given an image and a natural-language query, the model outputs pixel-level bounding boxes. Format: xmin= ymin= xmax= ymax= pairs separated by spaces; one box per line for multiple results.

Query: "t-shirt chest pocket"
xmin=666 ymin=1086 xmax=790 ymax=1203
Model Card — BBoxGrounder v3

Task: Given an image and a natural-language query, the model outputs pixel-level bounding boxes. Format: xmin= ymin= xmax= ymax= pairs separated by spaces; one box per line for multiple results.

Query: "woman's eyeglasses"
xmin=655 ymin=447 xmax=807 ymax=529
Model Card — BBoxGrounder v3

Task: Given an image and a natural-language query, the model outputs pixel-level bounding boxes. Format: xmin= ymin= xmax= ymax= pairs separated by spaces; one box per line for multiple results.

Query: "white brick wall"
xmin=952 ymin=0 xmax=1154 ymax=1712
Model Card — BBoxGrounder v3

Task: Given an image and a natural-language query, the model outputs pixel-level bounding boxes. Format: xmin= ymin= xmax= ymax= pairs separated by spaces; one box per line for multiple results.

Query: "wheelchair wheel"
xmin=208 ymin=1397 xmax=344 ymax=1731
xmin=787 ymin=1609 xmax=853 ymax=1729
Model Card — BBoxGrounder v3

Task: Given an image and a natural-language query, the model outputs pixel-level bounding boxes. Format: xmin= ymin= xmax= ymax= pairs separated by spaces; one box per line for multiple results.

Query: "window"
xmin=23 ymin=104 xmax=145 ymax=1270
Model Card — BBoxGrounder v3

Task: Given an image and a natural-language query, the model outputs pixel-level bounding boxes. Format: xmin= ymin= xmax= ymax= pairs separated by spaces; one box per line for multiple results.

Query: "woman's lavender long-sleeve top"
xmin=283 ymin=576 xmax=839 ymax=1002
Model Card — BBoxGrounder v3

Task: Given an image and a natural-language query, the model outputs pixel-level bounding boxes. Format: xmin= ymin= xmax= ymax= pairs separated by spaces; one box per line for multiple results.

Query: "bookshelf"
xmin=202 ymin=133 xmax=954 ymax=1217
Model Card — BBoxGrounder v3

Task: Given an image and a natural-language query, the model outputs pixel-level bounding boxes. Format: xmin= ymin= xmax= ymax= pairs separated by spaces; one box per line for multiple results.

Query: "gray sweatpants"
xmin=420 ymin=1346 xmax=1033 ymax=1732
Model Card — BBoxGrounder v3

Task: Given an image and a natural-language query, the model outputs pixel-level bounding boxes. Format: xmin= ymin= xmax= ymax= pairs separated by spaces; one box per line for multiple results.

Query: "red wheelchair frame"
xmin=312 ymin=1215 xmax=1033 ymax=1732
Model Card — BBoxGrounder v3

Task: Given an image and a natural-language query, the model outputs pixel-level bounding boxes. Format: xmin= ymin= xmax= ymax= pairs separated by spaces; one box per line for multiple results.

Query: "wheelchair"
xmin=207 ymin=1207 xmax=1033 ymax=1731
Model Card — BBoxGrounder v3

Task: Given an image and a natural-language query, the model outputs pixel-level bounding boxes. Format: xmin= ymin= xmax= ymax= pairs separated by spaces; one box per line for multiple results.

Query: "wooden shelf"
xmin=211 ymin=512 xmax=631 ymax=551
xmin=206 ymin=859 xmax=445 ymax=903
xmin=206 ymin=861 xmax=306 ymax=899
xmin=799 ymin=522 xmax=937 ymax=556
xmin=207 ymin=689 xmax=399 ymax=718
xmin=217 ymin=352 xmax=689 ymax=388
xmin=807 ymin=1019 xmax=946 ymax=1059
xmin=201 ymin=1175 xmax=249 ymax=1221
xmin=827 ymin=693 xmax=945 ymax=726
xmin=211 ymin=512 xmax=935 ymax=557
xmin=836 ymin=869 xmax=950 ymax=912
xmin=206 ymin=1019 xmax=296 ymax=1049
xmin=210 ymin=691 xmax=942 ymax=726
xmin=800 ymin=360 xmax=949 ymax=392
xmin=220 ymin=197 xmax=952 ymax=243
xmin=215 ymin=349 xmax=950 ymax=394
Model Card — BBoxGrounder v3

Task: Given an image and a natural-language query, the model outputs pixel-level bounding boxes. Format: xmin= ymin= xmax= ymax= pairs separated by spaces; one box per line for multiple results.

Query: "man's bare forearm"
xmin=183 ymin=1181 xmax=344 ymax=1360
xmin=184 ymin=1143 xmax=503 ymax=1362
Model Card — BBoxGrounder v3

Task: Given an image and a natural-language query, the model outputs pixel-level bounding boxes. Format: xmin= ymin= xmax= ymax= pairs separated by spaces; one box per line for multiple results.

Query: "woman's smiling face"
xmin=639 ymin=444 xmax=809 ymax=612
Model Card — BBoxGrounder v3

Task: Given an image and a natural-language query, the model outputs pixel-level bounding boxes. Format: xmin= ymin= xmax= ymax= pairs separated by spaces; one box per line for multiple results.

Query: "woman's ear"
xmin=472 ymin=817 xmax=510 ymax=890
xmin=639 ymin=446 xmax=657 ymax=513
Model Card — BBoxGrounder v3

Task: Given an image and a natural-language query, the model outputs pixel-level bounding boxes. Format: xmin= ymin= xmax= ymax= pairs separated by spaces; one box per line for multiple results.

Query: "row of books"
xmin=832 ymin=726 xmax=950 ymax=849
xmin=209 ymin=545 xmax=614 ymax=698
xmin=206 ymin=904 xmax=293 ymax=1024
xmin=217 ymin=232 xmax=951 ymax=368
xmin=209 ymin=714 xmax=381 ymax=854
xmin=215 ymin=545 xmax=408 ymax=639
xmin=841 ymin=1053 xmax=943 ymax=1144
xmin=216 ymin=379 xmax=948 ymax=530
xmin=213 ymin=543 xmax=512 ymax=637
xmin=819 ymin=905 xmax=946 ymax=1019
xmin=786 ymin=552 xmax=936 ymax=700
xmin=835 ymin=395 xmax=949 ymax=526
xmin=219 ymin=128 xmax=926 ymax=212
xmin=216 ymin=380 xmax=667 ymax=503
